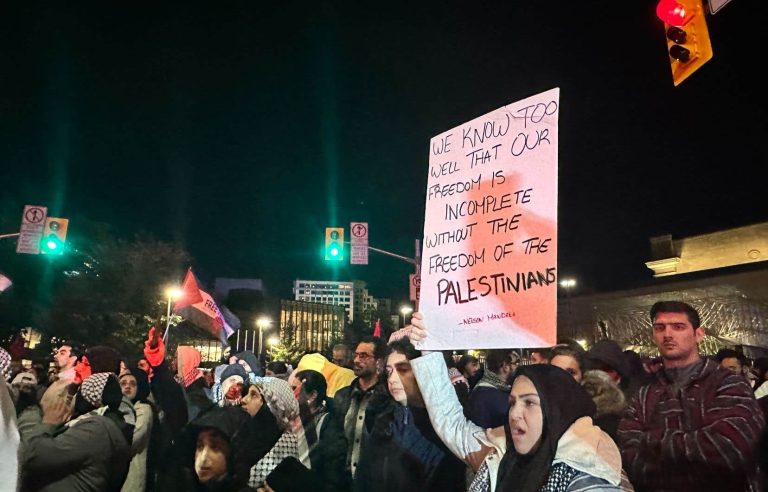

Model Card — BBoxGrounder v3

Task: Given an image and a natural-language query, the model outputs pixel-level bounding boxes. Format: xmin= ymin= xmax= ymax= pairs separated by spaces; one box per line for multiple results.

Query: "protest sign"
xmin=418 ymin=88 xmax=559 ymax=350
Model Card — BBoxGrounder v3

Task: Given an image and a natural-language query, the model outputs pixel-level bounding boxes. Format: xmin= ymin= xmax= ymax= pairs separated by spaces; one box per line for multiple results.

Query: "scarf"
xmin=495 ymin=364 xmax=595 ymax=492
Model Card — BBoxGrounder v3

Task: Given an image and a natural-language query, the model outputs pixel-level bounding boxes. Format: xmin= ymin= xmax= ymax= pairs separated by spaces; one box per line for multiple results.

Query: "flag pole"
xmin=163 ymin=294 xmax=173 ymax=343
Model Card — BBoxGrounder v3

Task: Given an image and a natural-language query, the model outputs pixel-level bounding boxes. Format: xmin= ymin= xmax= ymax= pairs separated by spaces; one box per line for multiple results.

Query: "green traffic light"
xmin=46 ymin=240 xmax=58 ymax=250
xmin=330 ymin=246 xmax=339 ymax=257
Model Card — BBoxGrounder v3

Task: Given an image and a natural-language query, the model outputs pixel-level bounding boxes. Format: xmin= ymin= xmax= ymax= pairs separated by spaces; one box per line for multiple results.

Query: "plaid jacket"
xmin=618 ymin=358 xmax=764 ymax=492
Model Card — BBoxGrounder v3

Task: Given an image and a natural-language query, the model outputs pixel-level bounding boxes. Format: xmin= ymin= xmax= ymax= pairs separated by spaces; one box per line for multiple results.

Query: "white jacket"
xmin=411 ymin=353 xmax=628 ymax=491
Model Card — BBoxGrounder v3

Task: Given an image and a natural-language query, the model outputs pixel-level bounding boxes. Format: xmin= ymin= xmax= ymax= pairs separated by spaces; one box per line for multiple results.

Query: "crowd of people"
xmin=1 ymin=300 xmax=767 ymax=491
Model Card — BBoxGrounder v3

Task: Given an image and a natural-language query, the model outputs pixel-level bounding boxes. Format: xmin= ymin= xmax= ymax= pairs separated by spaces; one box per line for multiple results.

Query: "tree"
xmin=43 ymin=233 xmax=192 ymax=356
xmin=267 ymin=322 xmax=304 ymax=365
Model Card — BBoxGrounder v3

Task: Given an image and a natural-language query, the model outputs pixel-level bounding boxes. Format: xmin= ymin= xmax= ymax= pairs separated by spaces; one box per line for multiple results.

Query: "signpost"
xmin=16 ymin=205 xmax=48 ymax=255
xmin=350 ymin=222 xmax=369 ymax=265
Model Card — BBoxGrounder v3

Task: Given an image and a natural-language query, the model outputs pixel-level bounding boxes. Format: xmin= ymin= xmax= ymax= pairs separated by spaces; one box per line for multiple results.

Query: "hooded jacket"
xmin=581 ymin=370 xmax=626 ymax=442
xmin=411 ymin=353 xmax=632 ymax=492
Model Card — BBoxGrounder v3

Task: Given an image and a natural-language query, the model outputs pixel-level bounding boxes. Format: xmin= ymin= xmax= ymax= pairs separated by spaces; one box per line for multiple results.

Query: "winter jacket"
xmin=411 ymin=352 xmax=632 ymax=492
xmin=467 ymin=370 xmax=510 ymax=429
xmin=332 ymin=378 xmax=390 ymax=479
xmin=121 ymin=401 xmax=154 ymax=492
xmin=20 ymin=409 xmax=131 ymax=492
xmin=581 ymin=370 xmax=626 ymax=443
xmin=301 ymin=408 xmax=350 ymax=492
xmin=354 ymin=402 xmax=465 ymax=492
xmin=618 ymin=357 xmax=764 ymax=492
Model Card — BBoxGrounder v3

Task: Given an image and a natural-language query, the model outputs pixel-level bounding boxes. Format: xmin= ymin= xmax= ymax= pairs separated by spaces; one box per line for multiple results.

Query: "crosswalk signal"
xmin=656 ymin=0 xmax=713 ymax=86
xmin=325 ymin=227 xmax=344 ymax=261
xmin=40 ymin=217 xmax=69 ymax=255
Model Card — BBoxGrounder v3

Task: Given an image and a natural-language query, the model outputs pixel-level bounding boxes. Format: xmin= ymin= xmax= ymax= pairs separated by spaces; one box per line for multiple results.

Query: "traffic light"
xmin=324 ymin=227 xmax=344 ymax=261
xmin=656 ymin=0 xmax=713 ymax=86
xmin=40 ymin=217 xmax=69 ymax=255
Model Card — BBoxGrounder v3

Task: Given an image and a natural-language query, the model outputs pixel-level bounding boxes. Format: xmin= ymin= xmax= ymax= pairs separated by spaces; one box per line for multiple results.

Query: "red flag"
xmin=173 ymin=268 xmax=235 ymax=346
xmin=373 ymin=318 xmax=381 ymax=338
xmin=173 ymin=268 xmax=204 ymax=310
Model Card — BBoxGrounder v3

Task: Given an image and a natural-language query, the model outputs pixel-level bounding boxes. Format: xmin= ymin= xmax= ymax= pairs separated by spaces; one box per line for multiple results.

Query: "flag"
xmin=0 ymin=272 xmax=12 ymax=293
xmin=373 ymin=318 xmax=381 ymax=338
xmin=173 ymin=268 xmax=235 ymax=346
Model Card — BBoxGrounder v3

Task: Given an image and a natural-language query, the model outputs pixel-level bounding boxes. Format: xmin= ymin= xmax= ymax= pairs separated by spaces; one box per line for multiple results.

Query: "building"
xmin=280 ymin=300 xmax=345 ymax=352
xmin=559 ymin=222 xmax=768 ymax=357
xmin=293 ymin=279 xmax=378 ymax=322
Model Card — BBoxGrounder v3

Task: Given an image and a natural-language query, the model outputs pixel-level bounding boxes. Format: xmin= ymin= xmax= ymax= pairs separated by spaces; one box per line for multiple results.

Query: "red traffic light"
xmin=656 ymin=0 xmax=692 ymax=27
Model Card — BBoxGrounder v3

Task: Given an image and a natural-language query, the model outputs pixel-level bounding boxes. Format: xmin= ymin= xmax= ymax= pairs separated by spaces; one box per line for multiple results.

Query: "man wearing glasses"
xmin=332 ymin=335 xmax=389 ymax=483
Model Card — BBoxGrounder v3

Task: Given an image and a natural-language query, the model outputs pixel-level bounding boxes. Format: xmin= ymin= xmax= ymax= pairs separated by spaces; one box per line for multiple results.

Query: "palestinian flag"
xmin=173 ymin=268 xmax=236 ymax=346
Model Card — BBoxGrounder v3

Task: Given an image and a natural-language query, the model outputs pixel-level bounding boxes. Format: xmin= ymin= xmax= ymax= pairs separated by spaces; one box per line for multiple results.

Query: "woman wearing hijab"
xmin=120 ymin=367 xmax=155 ymax=492
xmin=407 ymin=348 xmax=633 ymax=491
xmin=495 ymin=364 xmax=632 ymax=491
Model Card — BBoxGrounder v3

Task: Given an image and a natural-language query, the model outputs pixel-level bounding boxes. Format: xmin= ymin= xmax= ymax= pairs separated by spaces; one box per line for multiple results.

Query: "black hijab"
xmin=495 ymin=364 xmax=596 ymax=492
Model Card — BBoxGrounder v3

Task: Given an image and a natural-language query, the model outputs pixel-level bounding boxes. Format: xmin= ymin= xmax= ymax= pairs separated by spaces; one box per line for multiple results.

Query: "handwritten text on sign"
xmin=418 ymin=88 xmax=559 ymax=350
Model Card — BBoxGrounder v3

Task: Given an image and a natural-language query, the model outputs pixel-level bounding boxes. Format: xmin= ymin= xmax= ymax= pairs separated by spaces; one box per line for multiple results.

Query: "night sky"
xmin=1 ymin=1 xmax=765 ymax=306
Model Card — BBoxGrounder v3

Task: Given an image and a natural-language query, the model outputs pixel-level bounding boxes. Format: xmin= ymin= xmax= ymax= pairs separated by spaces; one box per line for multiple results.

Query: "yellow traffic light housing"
xmin=40 ymin=217 xmax=69 ymax=255
xmin=658 ymin=0 xmax=713 ymax=86
xmin=324 ymin=227 xmax=344 ymax=261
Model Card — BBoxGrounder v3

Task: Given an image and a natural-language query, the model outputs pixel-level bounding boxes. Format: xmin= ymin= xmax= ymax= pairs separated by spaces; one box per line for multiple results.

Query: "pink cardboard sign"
xmin=418 ymin=88 xmax=559 ymax=350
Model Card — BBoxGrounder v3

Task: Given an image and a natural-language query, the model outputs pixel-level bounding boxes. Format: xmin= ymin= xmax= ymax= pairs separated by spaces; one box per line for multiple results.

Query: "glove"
xmin=73 ymin=355 xmax=92 ymax=384
xmin=143 ymin=327 xmax=165 ymax=367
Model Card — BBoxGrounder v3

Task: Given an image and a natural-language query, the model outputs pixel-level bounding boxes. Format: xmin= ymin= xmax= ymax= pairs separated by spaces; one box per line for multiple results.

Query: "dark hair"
xmin=86 ymin=346 xmax=122 ymax=374
xmin=650 ymin=301 xmax=701 ymax=329
xmin=457 ymin=354 xmax=479 ymax=374
xmin=715 ymin=348 xmax=745 ymax=364
xmin=332 ymin=343 xmax=349 ymax=353
xmin=295 ymin=369 xmax=327 ymax=405
xmin=485 ymin=349 xmax=512 ymax=373
xmin=387 ymin=337 xmax=421 ymax=361
xmin=549 ymin=346 xmax=585 ymax=373
xmin=358 ymin=336 xmax=387 ymax=360
xmin=56 ymin=342 xmax=84 ymax=360
xmin=266 ymin=361 xmax=288 ymax=375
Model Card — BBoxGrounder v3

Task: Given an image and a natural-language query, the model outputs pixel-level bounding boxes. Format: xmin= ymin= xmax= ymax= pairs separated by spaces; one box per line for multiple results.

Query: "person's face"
xmin=332 ymin=348 xmax=349 ymax=366
xmin=241 ymin=385 xmax=263 ymax=417
xmin=508 ymin=375 xmax=544 ymax=455
xmin=652 ymin=311 xmax=704 ymax=364
xmin=54 ymin=345 xmax=77 ymax=370
xmin=550 ymin=355 xmax=582 ymax=383
xmin=194 ymin=429 xmax=230 ymax=483
xmin=120 ymin=375 xmax=138 ymax=400
xmin=720 ymin=357 xmax=742 ymax=374
xmin=464 ymin=360 xmax=480 ymax=377
xmin=530 ymin=352 xmax=548 ymax=364
xmin=386 ymin=351 xmax=422 ymax=406
xmin=137 ymin=359 xmax=150 ymax=373
xmin=353 ymin=342 xmax=379 ymax=378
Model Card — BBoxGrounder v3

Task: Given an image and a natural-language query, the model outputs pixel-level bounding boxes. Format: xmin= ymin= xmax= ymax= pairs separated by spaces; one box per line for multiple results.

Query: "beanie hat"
xmin=586 ymin=340 xmax=630 ymax=380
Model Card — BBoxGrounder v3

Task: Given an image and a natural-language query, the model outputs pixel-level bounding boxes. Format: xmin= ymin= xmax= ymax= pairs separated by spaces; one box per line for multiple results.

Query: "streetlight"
xmin=267 ymin=336 xmax=280 ymax=346
xmin=162 ymin=286 xmax=183 ymax=341
xmin=256 ymin=317 xmax=271 ymax=363
xmin=399 ymin=305 xmax=413 ymax=328
xmin=559 ymin=278 xmax=577 ymax=339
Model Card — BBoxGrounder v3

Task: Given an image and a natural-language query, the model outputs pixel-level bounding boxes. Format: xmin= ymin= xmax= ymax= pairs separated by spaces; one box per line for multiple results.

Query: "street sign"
xmin=707 ymin=0 xmax=732 ymax=14
xmin=350 ymin=221 xmax=369 ymax=265
xmin=16 ymin=205 xmax=48 ymax=255
xmin=409 ymin=273 xmax=420 ymax=302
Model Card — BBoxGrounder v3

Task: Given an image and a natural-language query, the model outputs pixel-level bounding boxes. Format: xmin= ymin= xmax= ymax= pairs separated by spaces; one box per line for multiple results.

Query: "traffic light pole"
xmin=0 ymin=233 xmax=21 ymax=240
xmin=356 ymin=243 xmax=418 ymax=266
